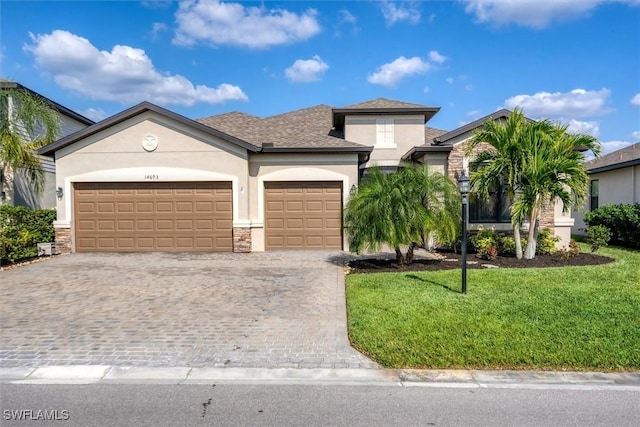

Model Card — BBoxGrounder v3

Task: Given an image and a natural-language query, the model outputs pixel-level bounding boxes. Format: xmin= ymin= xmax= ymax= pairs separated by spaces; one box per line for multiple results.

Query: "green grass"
xmin=346 ymin=245 xmax=640 ymax=371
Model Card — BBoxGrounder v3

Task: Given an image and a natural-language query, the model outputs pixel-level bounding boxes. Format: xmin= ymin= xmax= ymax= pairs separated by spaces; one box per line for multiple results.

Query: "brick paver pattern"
xmin=1 ymin=252 xmax=377 ymax=369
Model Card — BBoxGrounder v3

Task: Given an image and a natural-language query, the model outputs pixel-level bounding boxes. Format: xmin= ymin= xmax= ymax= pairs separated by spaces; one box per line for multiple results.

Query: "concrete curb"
xmin=2 ymin=366 xmax=639 ymax=390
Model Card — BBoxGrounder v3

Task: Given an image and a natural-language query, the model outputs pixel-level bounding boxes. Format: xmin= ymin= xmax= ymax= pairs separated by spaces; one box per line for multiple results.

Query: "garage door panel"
xmin=265 ymin=181 xmax=342 ymax=250
xmin=74 ymin=182 xmax=232 ymax=252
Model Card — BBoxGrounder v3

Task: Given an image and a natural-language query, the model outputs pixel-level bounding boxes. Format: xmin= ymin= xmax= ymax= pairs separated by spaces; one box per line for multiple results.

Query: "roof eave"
xmin=401 ymin=145 xmax=453 ymax=161
xmin=434 ymin=109 xmax=514 ymax=144
xmin=588 ymin=158 xmax=640 ymax=174
xmin=332 ymin=107 xmax=441 ymax=128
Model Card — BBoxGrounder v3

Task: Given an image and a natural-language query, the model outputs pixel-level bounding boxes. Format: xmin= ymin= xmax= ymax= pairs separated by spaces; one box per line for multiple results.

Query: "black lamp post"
xmin=458 ymin=171 xmax=470 ymax=294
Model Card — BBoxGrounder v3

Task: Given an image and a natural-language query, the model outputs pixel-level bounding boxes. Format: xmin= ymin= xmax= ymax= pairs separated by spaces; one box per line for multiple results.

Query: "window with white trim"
xmin=376 ymin=118 xmax=395 ymax=147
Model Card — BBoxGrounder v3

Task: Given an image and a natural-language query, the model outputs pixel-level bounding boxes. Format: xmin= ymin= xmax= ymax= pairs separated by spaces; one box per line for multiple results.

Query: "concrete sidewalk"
xmin=2 ymin=366 xmax=639 ymax=390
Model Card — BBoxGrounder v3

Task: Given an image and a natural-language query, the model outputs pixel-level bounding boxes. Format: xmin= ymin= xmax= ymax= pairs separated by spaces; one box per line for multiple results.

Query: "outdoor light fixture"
xmin=458 ymin=171 xmax=470 ymax=294
xmin=56 ymin=186 xmax=64 ymax=200
xmin=350 ymin=184 xmax=357 ymax=194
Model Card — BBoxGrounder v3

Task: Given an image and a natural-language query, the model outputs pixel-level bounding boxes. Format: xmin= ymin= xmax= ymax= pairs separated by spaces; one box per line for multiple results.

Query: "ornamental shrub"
xmin=536 ymin=228 xmax=560 ymax=255
xmin=499 ymin=236 xmax=527 ymax=257
xmin=587 ymin=225 xmax=611 ymax=253
xmin=0 ymin=206 xmax=56 ymax=265
xmin=584 ymin=203 xmax=640 ymax=248
xmin=469 ymin=228 xmax=500 ymax=260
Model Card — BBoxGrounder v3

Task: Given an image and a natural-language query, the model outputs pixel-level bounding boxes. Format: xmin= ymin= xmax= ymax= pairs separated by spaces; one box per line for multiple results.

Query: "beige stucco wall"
xmin=573 ymin=165 xmax=640 ymax=235
xmin=344 ymin=115 xmax=425 ymax=168
xmin=247 ymin=153 xmax=360 ymax=251
xmin=53 ymin=112 xmax=251 ymax=249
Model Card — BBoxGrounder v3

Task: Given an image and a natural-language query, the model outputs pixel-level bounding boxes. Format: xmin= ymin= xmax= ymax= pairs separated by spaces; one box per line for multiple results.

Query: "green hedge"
xmin=584 ymin=203 xmax=640 ymax=248
xmin=0 ymin=205 xmax=56 ymax=265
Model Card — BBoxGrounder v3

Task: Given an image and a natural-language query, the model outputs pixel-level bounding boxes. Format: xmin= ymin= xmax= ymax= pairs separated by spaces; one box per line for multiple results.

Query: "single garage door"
xmin=74 ymin=182 xmax=232 ymax=252
xmin=265 ymin=181 xmax=342 ymax=250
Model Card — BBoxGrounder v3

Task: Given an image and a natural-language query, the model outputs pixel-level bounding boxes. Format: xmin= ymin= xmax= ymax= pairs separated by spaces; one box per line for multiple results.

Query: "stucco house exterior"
xmin=38 ymin=98 xmax=576 ymax=253
xmin=0 ymin=79 xmax=94 ymax=208
xmin=573 ymin=142 xmax=640 ymax=235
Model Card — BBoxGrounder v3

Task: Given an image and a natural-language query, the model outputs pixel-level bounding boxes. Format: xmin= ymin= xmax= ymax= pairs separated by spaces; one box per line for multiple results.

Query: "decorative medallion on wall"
xmin=142 ymin=135 xmax=159 ymax=152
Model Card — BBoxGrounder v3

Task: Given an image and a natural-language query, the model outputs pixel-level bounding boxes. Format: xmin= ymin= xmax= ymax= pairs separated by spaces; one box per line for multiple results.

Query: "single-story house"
xmin=0 ymin=79 xmax=94 ymax=208
xmin=573 ymin=142 xmax=640 ymax=234
xmin=38 ymin=99 xmax=574 ymax=253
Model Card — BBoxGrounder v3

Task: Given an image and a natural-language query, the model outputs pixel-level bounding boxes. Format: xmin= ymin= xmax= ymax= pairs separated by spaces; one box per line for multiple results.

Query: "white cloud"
xmin=464 ymin=84 xmax=474 ymax=91
xmin=467 ymin=110 xmax=481 ymax=117
xmin=173 ymin=0 xmax=320 ymax=49
xmin=24 ymin=30 xmax=248 ymax=106
xmin=423 ymin=86 xmax=430 ymax=93
xmin=285 ymin=55 xmax=329 ymax=83
xmin=462 ymin=0 xmax=639 ymax=29
xmin=381 ymin=1 xmax=421 ymax=26
xmin=367 ymin=56 xmax=431 ymax=87
xmin=446 ymin=77 xmax=454 ymax=84
xmin=566 ymin=119 xmax=600 ymax=137
xmin=631 ymin=93 xmax=640 ymax=106
xmin=79 ymin=107 xmax=107 ymax=122
xmin=338 ymin=9 xmax=357 ymax=25
xmin=150 ymin=22 xmax=168 ymax=39
xmin=428 ymin=50 xmax=447 ymax=64
xmin=600 ymin=140 xmax=632 ymax=155
xmin=503 ymin=88 xmax=611 ymax=119
xmin=632 ymin=130 xmax=640 ymax=140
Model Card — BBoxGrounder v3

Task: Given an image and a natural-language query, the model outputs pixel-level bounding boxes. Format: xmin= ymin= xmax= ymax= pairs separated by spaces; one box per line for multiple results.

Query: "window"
xmin=469 ymin=187 xmax=511 ymax=223
xmin=376 ymin=118 xmax=395 ymax=147
xmin=590 ymin=180 xmax=599 ymax=210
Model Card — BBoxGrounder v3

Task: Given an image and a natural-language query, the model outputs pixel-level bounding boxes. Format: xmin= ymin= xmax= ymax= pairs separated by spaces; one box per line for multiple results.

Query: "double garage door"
xmin=74 ymin=181 xmax=343 ymax=252
xmin=74 ymin=182 xmax=233 ymax=252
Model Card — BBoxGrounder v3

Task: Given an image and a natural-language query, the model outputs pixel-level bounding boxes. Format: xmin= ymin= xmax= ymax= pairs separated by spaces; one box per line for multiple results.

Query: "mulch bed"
xmin=348 ymin=252 xmax=615 ymax=274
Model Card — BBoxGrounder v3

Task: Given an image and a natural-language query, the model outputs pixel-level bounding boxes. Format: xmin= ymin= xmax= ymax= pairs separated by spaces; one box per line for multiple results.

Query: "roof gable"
xmin=434 ymin=109 xmax=513 ymax=145
xmin=39 ymin=101 xmax=259 ymax=157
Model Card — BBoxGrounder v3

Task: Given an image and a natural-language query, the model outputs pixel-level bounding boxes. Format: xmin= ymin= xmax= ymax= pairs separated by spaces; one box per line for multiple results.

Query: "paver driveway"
xmin=1 ymin=252 xmax=377 ymax=369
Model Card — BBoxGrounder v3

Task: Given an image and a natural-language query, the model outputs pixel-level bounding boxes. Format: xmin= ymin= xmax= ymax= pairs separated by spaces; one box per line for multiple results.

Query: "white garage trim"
xmin=255 ymin=168 xmax=350 ymax=227
xmin=60 ymin=167 xmax=244 ymax=227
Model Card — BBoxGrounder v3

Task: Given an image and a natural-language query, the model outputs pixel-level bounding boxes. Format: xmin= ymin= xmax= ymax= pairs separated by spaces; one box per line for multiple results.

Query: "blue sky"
xmin=2 ymin=0 xmax=639 ymax=154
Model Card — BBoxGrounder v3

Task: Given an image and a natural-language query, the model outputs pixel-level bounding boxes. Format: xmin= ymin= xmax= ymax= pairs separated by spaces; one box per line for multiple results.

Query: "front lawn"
xmin=346 ymin=245 xmax=640 ymax=371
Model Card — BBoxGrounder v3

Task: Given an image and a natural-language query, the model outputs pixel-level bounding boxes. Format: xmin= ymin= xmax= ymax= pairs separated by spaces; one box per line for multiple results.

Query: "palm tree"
xmin=467 ymin=109 xmax=600 ymax=260
xmin=1 ymin=86 xmax=60 ymax=199
xmin=513 ymin=119 xmax=600 ymax=259
xmin=466 ymin=108 xmax=529 ymax=259
xmin=343 ymin=165 xmax=461 ymax=265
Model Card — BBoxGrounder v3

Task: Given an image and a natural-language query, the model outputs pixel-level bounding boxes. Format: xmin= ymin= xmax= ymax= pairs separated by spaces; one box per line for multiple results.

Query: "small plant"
xmin=499 ymin=236 xmax=527 ymax=257
xmin=478 ymin=244 xmax=499 ymax=260
xmin=536 ymin=228 xmax=561 ymax=255
xmin=469 ymin=229 xmax=500 ymax=260
xmin=569 ymin=239 xmax=580 ymax=256
xmin=587 ymin=225 xmax=611 ymax=253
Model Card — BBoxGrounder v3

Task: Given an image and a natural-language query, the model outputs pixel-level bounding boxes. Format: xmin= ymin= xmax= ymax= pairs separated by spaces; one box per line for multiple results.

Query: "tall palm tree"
xmin=467 ymin=108 xmax=529 ymax=259
xmin=343 ymin=165 xmax=460 ymax=265
xmin=0 ymin=86 xmax=60 ymax=198
xmin=513 ymin=119 xmax=600 ymax=259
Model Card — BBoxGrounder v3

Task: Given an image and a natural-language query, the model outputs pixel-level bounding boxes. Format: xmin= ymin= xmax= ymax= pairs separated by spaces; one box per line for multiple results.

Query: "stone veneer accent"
xmin=54 ymin=227 xmax=72 ymax=254
xmin=233 ymin=227 xmax=252 ymax=253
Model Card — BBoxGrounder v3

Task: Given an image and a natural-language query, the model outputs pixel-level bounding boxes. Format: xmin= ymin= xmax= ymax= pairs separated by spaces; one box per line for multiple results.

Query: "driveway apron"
xmin=1 ymin=252 xmax=377 ymax=369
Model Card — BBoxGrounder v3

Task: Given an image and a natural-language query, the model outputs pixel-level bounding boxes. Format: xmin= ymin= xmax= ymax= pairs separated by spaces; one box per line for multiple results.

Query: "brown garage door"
xmin=265 ymin=181 xmax=342 ymax=250
xmin=74 ymin=182 xmax=232 ymax=252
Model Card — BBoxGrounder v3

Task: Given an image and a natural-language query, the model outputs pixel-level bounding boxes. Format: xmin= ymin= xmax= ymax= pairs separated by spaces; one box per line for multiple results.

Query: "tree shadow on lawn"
xmin=404 ymin=273 xmax=460 ymax=294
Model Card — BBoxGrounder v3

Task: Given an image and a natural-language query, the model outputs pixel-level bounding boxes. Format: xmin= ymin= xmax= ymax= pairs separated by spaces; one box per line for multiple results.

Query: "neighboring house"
xmin=573 ymin=142 xmax=640 ymax=235
xmin=0 ymin=79 xmax=94 ymax=208
xmin=38 ymin=99 xmax=577 ymax=254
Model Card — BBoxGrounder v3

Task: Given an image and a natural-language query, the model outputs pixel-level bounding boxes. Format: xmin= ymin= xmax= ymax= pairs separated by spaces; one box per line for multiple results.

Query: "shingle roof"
xmin=197 ymin=104 xmax=368 ymax=150
xmin=425 ymin=126 xmax=448 ymax=143
xmin=344 ymin=98 xmax=432 ymax=109
xmin=585 ymin=142 xmax=640 ymax=173
xmin=434 ymin=109 xmax=513 ymax=144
